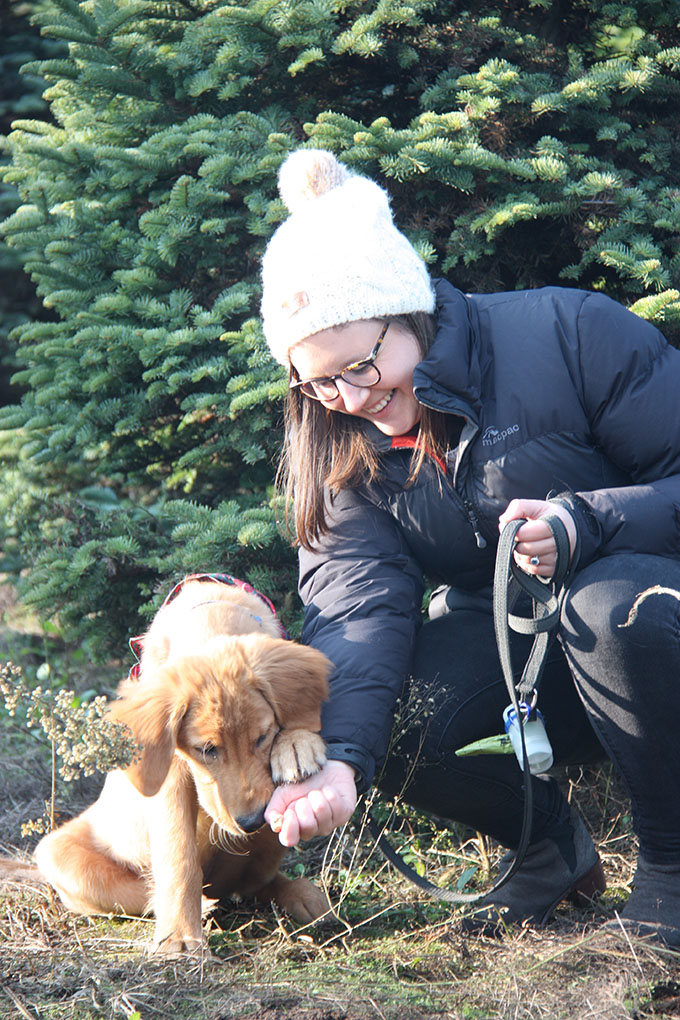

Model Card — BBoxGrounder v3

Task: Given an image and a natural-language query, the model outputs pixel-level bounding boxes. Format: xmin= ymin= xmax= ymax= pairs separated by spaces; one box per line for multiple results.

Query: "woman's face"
xmin=289 ymin=319 xmax=423 ymax=436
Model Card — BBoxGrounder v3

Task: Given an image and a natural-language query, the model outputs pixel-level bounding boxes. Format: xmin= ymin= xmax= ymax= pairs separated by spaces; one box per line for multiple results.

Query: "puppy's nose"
xmin=235 ymin=808 xmax=266 ymax=833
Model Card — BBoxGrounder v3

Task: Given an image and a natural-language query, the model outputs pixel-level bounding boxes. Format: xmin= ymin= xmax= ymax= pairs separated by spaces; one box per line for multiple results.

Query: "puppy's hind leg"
xmin=35 ymin=817 xmax=149 ymax=917
xmin=259 ymin=871 xmax=331 ymax=925
xmin=210 ymin=827 xmax=330 ymax=925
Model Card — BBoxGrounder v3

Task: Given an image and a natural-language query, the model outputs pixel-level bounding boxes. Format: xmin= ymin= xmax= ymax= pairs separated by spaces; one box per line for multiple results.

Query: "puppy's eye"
xmin=196 ymin=743 xmax=218 ymax=761
xmin=256 ymin=733 xmax=270 ymax=749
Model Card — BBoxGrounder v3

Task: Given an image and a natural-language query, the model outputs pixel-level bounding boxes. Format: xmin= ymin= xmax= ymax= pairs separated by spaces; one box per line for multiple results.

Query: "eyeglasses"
xmin=289 ymin=322 xmax=390 ymax=402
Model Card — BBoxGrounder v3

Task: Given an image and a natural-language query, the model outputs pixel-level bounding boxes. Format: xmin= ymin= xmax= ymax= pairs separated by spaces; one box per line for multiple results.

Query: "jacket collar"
xmin=412 ymin=278 xmax=481 ymax=424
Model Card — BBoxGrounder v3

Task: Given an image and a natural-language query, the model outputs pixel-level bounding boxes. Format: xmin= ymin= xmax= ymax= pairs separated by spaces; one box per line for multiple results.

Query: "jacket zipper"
xmin=463 ymin=498 xmax=487 ymax=549
xmin=389 ymin=435 xmax=489 ymax=550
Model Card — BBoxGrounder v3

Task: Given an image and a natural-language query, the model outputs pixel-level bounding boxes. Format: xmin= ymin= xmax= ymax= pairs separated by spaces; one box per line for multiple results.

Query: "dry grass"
xmin=3 ymin=759 xmax=680 ymax=1020
xmin=3 ymin=874 xmax=680 ymax=1020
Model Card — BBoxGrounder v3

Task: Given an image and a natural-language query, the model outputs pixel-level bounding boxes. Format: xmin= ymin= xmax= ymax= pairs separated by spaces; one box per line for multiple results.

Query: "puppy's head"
xmin=178 ymin=634 xmax=331 ymax=833
xmin=110 ymin=635 xmax=331 ymax=836
xmin=236 ymin=632 xmax=330 ymax=735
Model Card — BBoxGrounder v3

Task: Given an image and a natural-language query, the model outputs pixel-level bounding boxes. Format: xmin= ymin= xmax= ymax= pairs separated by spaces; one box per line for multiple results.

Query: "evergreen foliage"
xmin=0 ymin=0 xmax=63 ymax=406
xmin=2 ymin=0 xmax=680 ymax=659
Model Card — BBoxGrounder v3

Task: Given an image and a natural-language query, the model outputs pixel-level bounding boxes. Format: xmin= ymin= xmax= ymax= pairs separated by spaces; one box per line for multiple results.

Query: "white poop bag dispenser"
xmin=503 ymin=696 xmax=554 ymax=775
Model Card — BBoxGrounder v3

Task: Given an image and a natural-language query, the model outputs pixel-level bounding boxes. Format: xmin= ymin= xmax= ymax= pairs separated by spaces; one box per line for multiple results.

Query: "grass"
xmin=2 ymin=579 xmax=680 ymax=1020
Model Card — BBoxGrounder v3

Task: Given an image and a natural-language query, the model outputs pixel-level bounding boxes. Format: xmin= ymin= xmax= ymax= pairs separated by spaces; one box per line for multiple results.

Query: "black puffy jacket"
xmin=298 ymin=278 xmax=680 ymax=790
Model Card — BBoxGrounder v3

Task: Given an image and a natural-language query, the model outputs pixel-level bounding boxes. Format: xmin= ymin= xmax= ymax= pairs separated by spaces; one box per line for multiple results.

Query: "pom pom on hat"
xmin=278 ymin=149 xmax=351 ymax=213
xmin=261 ymin=148 xmax=435 ymax=365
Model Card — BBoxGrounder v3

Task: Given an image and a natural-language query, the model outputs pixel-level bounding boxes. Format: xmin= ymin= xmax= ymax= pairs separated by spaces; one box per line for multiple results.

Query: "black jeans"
xmin=379 ymin=554 xmax=680 ymax=865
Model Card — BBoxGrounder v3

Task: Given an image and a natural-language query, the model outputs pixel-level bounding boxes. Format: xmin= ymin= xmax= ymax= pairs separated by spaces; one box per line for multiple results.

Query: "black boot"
xmin=606 ymin=856 xmax=680 ymax=947
xmin=461 ymin=807 xmax=606 ymax=935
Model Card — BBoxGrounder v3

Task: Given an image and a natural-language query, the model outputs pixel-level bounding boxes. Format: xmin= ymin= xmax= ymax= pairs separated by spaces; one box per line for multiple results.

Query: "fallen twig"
xmin=619 ymin=585 xmax=680 ymax=628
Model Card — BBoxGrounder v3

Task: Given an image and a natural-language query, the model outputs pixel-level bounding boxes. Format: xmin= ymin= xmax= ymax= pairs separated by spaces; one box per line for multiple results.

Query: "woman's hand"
xmin=499 ymin=499 xmax=577 ymax=578
xmin=264 ymin=759 xmax=358 ymax=847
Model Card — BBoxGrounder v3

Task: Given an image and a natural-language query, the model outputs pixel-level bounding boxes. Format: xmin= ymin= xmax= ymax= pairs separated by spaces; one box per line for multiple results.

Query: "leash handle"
xmin=368 ymin=512 xmax=572 ymax=906
xmin=494 ymin=514 xmax=571 ymax=704
xmin=488 ymin=512 xmax=571 ymax=890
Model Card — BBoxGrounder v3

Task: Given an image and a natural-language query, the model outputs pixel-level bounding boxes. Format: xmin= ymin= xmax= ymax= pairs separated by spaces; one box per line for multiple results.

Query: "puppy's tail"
xmin=0 ymin=856 xmax=45 ymax=885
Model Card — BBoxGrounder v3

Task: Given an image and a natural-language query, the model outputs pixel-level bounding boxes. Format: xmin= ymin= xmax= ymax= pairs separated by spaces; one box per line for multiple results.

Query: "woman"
xmin=261 ymin=149 xmax=680 ymax=942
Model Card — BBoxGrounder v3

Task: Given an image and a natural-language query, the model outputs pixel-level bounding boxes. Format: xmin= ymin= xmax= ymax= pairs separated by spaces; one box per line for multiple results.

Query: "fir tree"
xmin=0 ymin=0 xmax=64 ymax=407
xmin=1 ymin=0 xmax=679 ymax=659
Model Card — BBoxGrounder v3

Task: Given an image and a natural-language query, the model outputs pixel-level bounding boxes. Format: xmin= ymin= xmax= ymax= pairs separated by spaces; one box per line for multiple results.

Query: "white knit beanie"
xmin=261 ymin=149 xmax=435 ymax=365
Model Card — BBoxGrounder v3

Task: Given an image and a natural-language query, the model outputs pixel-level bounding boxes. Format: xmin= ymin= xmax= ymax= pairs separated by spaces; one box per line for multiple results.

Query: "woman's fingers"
xmin=277 ymin=786 xmax=344 ymax=846
xmin=514 ymin=534 xmax=556 ymax=576
xmin=265 ymin=760 xmax=358 ymax=846
xmin=499 ymin=498 xmax=577 ymax=577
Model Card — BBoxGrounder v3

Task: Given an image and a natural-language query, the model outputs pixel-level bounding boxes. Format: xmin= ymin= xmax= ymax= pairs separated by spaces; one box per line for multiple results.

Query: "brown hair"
xmin=277 ymin=312 xmax=450 ymax=549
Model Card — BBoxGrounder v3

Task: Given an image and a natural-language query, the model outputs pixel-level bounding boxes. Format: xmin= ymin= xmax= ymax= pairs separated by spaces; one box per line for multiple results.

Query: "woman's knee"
xmin=561 ymin=553 xmax=680 ymax=660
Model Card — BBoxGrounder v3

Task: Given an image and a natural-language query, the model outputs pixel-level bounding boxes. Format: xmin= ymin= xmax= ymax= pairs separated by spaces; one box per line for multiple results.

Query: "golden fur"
xmin=29 ymin=579 xmax=332 ymax=954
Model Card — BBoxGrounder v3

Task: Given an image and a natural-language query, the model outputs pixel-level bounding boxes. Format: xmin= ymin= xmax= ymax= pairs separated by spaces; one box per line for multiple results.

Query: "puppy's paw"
xmin=270 ymin=729 xmax=326 ymax=784
xmin=150 ymin=930 xmax=206 ymax=957
xmin=269 ymin=874 xmax=331 ymax=924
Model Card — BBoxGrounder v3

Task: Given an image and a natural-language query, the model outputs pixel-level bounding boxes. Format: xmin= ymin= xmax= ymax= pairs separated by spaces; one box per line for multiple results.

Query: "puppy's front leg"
xmin=148 ymin=764 xmax=204 ymax=956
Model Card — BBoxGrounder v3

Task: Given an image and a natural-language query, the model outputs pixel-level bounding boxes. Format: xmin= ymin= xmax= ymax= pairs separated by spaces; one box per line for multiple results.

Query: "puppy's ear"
xmin=108 ymin=671 xmax=188 ymax=796
xmin=244 ymin=636 xmax=331 ymax=732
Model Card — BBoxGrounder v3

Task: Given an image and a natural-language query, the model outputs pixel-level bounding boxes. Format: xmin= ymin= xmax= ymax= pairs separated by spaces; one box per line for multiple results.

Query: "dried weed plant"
xmin=1 ymin=751 xmax=679 ymax=1019
xmin=0 ymin=660 xmax=137 ymax=835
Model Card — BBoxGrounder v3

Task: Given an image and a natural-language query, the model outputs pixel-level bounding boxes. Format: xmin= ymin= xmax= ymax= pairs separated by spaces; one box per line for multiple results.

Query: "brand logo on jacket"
xmin=482 ymin=424 xmax=520 ymax=446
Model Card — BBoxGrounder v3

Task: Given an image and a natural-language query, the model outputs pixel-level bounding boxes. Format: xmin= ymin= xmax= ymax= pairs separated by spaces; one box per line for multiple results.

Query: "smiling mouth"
xmin=366 ymin=390 xmax=394 ymax=415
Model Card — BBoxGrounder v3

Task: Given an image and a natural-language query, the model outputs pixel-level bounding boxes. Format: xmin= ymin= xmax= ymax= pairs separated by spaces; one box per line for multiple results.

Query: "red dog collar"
xmin=128 ymin=572 xmax=289 ymax=679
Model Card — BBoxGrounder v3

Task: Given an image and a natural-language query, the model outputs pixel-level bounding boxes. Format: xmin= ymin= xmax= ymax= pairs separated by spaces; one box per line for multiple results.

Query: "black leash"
xmin=368 ymin=514 xmax=571 ymax=904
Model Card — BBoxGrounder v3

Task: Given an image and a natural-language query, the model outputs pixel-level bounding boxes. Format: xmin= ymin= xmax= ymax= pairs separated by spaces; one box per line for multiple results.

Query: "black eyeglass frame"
xmin=289 ymin=321 xmax=390 ymax=401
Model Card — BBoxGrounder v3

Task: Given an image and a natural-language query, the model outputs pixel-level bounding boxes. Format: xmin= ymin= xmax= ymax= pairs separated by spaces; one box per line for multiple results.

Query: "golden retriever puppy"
xmin=31 ymin=576 xmax=332 ymax=955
